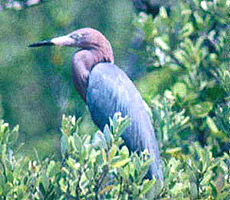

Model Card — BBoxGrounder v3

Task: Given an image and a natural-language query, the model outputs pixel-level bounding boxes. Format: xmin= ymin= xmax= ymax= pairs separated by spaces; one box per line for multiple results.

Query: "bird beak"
xmin=29 ymin=35 xmax=76 ymax=47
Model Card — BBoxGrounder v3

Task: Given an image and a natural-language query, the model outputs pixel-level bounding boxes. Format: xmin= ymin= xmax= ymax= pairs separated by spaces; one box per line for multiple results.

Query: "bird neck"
xmin=72 ymin=48 xmax=113 ymax=101
xmin=90 ymin=48 xmax=114 ymax=65
xmin=92 ymin=39 xmax=114 ymax=64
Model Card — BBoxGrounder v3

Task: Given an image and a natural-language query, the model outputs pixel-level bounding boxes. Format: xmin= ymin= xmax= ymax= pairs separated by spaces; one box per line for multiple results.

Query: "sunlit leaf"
xmin=99 ymin=185 xmax=115 ymax=195
xmin=190 ymin=102 xmax=213 ymax=118
xmin=140 ymin=179 xmax=156 ymax=196
xmin=110 ymin=158 xmax=130 ymax=168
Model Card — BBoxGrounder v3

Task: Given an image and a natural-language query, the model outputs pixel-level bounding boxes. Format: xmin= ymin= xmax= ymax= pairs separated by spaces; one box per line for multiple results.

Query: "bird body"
xmin=87 ymin=63 xmax=162 ymax=180
xmin=29 ymin=28 xmax=163 ymax=184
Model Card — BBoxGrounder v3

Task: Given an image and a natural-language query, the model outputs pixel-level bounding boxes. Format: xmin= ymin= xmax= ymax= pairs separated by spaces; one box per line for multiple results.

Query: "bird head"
xmin=29 ymin=27 xmax=114 ymax=63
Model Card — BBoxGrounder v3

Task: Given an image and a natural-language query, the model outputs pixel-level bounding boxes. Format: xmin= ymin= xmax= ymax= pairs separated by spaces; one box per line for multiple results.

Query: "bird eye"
xmin=70 ymin=33 xmax=82 ymax=40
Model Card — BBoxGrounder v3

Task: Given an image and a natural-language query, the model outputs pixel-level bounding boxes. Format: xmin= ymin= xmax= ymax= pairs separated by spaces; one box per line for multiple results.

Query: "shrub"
xmin=0 ymin=113 xmax=229 ymax=199
xmin=0 ymin=114 xmax=158 ymax=199
xmin=135 ymin=0 xmax=230 ymax=159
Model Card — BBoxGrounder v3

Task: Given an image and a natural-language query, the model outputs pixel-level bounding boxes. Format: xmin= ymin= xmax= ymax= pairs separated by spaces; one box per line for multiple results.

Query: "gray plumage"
xmin=87 ymin=63 xmax=163 ymax=181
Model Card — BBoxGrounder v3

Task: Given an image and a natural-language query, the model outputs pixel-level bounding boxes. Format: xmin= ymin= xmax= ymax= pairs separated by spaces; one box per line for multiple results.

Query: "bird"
xmin=29 ymin=28 xmax=163 ymax=185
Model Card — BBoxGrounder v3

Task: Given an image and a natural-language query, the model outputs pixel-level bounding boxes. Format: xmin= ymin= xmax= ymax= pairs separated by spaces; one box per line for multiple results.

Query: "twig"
xmin=94 ymin=164 xmax=109 ymax=199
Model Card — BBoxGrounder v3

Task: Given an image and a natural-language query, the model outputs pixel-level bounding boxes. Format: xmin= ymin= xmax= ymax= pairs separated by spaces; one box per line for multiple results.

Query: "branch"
xmin=94 ymin=164 xmax=109 ymax=198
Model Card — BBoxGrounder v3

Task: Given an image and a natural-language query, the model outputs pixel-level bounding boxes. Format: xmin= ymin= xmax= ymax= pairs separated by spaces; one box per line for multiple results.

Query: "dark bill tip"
xmin=28 ymin=40 xmax=54 ymax=47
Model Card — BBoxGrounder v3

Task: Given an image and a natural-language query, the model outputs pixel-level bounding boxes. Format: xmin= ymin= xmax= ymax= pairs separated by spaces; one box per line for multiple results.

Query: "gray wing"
xmin=87 ymin=63 xmax=163 ymax=181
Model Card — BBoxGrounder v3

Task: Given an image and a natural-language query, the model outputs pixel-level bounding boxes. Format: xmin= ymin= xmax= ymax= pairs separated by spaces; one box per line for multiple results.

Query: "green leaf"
xmin=0 ymin=121 xmax=10 ymax=144
xmin=110 ymin=158 xmax=130 ymax=168
xmin=92 ymin=131 xmax=107 ymax=149
xmin=61 ymin=134 xmax=68 ymax=156
xmin=120 ymin=146 xmax=129 ymax=159
xmin=73 ymin=133 xmax=82 ymax=152
xmin=139 ymin=161 xmax=151 ymax=181
xmin=189 ymin=182 xmax=198 ymax=199
xmin=193 ymin=11 xmax=204 ymax=27
xmin=182 ymin=23 xmax=194 ymax=37
xmin=17 ymin=185 xmax=27 ymax=199
xmin=140 ymin=179 xmax=156 ymax=196
xmin=85 ymin=168 xmax=94 ymax=180
xmin=206 ymin=117 xmax=227 ymax=139
xmin=47 ymin=161 xmax=60 ymax=177
xmin=154 ymin=36 xmax=170 ymax=51
xmin=6 ymin=125 xmax=19 ymax=145
xmin=41 ymin=173 xmax=49 ymax=191
xmin=139 ymin=14 xmax=156 ymax=41
xmin=159 ymin=7 xmax=168 ymax=19
xmin=59 ymin=178 xmax=67 ymax=193
xmin=190 ymin=101 xmax=213 ymax=118
xmin=165 ymin=147 xmax=182 ymax=156
xmin=39 ymin=182 xmax=46 ymax=198
xmin=174 ymin=50 xmax=188 ymax=67
xmin=3 ymin=182 xmax=13 ymax=195
xmin=109 ymin=144 xmax=118 ymax=162
xmin=99 ymin=185 xmax=115 ymax=195
xmin=102 ymin=149 xmax=107 ymax=163
xmin=66 ymin=157 xmax=80 ymax=170
xmin=6 ymin=169 xmax=13 ymax=184
xmin=172 ymin=82 xmax=188 ymax=98
xmin=118 ymin=116 xmax=130 ymax=134
xmin=103 ymin=125 xmax=112 ymax=146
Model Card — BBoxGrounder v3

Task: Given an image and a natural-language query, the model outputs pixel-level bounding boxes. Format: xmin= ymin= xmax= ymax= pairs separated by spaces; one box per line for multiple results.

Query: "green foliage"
xmin=150 ymin=90 xmax=230 ymax=199
xmin=162 ymin=143 xmax=230 ymax=200
xmin=0 ymin=115 xmax=160 ymax=199
xmin=151 ymin=90 xmax=190 ymax=150
xmin=59 ymin=113 xmax=157 ymax=199
xmin=1 ymin=113 xmax=229 ymax=199
xmin=135 ymin=0 xmax=230 ymax=152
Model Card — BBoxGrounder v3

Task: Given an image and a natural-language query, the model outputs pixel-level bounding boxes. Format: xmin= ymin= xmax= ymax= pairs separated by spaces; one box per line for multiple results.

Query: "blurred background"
xmin=0 ymin=0 xmax=229 ymax=159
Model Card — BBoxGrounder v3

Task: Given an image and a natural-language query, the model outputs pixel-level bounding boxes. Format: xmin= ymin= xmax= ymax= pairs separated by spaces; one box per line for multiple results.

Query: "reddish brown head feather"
xmin=70 ymin=28 xmax=114 ymax=64
xmin=71 ymin=28 xmax=114 ymax=101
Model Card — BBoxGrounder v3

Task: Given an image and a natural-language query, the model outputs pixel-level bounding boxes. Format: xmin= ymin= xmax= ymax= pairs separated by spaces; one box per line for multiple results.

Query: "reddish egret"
xmin=29 ymin=28 xmax=163 ymax=184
